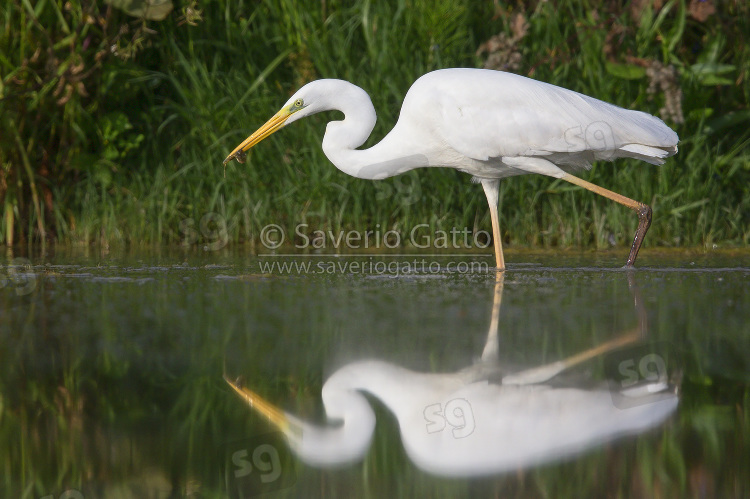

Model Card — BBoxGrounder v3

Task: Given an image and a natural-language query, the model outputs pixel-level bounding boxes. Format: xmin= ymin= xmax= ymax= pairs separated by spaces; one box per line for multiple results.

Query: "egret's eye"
xmin=294 ymin=99 xmax=304 ymax=108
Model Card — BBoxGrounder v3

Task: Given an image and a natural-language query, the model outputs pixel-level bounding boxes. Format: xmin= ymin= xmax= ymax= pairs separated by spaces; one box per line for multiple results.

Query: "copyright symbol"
xmin=260 ymin=224 xmax=285 ymax=249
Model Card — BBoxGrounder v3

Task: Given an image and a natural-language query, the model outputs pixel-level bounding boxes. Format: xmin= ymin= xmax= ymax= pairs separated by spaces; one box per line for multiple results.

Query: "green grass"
xmin=1 ymin=0 xmax=748 ymax=250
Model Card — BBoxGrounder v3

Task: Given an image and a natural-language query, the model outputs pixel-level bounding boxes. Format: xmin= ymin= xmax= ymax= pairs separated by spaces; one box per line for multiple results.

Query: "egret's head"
xmin=223 ymin=81 xmax=332 ymax=165
xmin=224 ymin=371 xmax=375 ymax=467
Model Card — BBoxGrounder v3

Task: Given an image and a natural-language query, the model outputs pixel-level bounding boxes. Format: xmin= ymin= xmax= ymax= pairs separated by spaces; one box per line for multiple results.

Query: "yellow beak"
xmin=223 ymin=108 xmax=293 ymax=165
xmin=223 ymin=373 xmax=290 ymax=433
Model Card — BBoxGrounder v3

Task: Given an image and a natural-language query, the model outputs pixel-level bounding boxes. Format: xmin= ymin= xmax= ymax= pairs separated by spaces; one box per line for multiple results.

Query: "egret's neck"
xmin=287 ymin=364 xmax=377 ymax=467
xmin=291 ymin=361 xmax=417 ymax=464
xmin=288 ymin=360 xmax=464 ymax=467
xmin=319 ymin=83 xmax=426 ymax=180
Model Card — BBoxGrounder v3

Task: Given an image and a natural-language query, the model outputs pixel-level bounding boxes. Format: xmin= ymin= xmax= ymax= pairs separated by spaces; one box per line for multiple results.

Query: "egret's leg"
xmin=627 ymin=270 xmax=648 ymax=338
xmin=480 ymin=272 xmax=504 ymax=362
xmin=488 ymin=207 xmax=505 ymax=270
xmin=481 ymin=180 xmax=505 ymax=270
xmin=502 ymin=329 xmax=640 ymax=385
xmin=560 ymin=173 xmax=652 ymax=267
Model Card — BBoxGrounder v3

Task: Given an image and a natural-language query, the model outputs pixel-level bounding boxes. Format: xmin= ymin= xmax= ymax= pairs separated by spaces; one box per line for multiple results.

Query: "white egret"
xmin=225 ymin=274 xmax=679 ymax=475
xmin=224 ymin=68 xmax=678 ymax=269
xmin=225 ymin=357 xmax=678 ymax=475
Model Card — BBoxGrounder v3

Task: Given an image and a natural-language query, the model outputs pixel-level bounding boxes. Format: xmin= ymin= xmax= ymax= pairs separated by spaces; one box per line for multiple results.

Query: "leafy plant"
xmin=1 ymin=0 xmax=748 ymax=249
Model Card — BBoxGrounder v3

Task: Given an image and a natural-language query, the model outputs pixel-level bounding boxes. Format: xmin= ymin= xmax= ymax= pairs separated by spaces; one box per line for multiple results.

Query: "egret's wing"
xmin=435 ymin=88 xmax=572 ymax=160
xmin=413 ymin=69 xmax=677 ymax=165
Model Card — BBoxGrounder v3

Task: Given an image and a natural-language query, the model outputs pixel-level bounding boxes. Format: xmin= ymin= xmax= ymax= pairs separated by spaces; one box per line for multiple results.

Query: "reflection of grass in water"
xmin=0 ymin=270 xmax=239 ymax=496
xmin=0 ymin=257 xmax=748 ymax=496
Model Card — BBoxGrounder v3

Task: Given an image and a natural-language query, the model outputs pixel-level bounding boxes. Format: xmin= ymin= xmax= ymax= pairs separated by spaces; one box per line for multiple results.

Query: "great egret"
xmin=225 ymin=274 xmax=679 ymax=475
xmin=224 ymin=68 xmax=678 ymax=270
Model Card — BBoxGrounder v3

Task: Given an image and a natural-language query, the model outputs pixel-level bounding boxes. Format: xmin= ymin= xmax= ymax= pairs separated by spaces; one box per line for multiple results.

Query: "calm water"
xmin=1 ymin=248 xmax=748 ymax=498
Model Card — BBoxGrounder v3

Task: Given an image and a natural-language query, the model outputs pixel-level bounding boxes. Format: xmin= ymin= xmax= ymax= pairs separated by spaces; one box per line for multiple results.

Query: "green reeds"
xmin=1 ymin=0 xmax=748 ymax=249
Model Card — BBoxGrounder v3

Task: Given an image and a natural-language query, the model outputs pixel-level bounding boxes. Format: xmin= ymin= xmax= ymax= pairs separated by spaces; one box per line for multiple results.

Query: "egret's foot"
xmin=625 ymin=204 xmax=652 ymax=267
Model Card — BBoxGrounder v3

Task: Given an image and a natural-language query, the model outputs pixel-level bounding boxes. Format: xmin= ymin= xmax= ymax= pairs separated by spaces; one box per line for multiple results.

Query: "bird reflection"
xmin=225 ymin=272 xmax=678 ymax=476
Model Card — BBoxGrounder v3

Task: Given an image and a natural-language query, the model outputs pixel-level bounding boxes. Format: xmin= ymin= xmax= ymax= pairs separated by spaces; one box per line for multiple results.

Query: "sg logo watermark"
xmin=564 ymin=121 xmax=616 ymax=159
xmin=424 ymin=398 xmax=475 ymax=439
xmin=1 ymin=257 xmax=37 ymax=296
xmin=39 ymin=490 xmax=83 ymax=499
xmin=180 ymin=212 xmax=228 ymax=250
xmin=225 ymin=432 xmax=296 ymax=498
xmin=373 ymin=172 xmax=422 ymax=206
xmin=605 ymin=342 xmax=677 ymax=409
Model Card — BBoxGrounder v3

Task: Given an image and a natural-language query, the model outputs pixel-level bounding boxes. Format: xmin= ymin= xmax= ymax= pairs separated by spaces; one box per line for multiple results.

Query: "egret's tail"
xmin=617 ymin=143 xmax=678 ymax=165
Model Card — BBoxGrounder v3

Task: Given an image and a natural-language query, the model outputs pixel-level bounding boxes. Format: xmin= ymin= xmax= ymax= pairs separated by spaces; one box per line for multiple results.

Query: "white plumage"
xmin=225 ymin=68 xmax=679 ymax=269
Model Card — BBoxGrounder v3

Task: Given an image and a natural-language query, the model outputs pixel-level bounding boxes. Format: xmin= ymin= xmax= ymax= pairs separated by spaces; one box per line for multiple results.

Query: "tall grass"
xmin=1 ymin=0 xmax=748 ymax=250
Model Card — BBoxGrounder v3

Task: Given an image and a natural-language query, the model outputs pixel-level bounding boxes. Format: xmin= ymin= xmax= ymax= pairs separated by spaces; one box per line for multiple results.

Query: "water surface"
xmin=1 ymin=248 xmax=748 ymax=497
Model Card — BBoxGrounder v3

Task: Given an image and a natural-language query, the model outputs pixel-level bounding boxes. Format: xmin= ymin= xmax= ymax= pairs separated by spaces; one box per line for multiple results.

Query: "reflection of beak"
xmin=223 ymin=108 xmax=292 ymax=165
xmin=223 ymin=373 xmax=290 ymax=433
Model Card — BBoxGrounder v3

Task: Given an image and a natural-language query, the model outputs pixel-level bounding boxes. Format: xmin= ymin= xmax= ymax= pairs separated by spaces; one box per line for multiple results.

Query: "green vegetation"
xmin=1 ymin=0 xmax=748 ymax=249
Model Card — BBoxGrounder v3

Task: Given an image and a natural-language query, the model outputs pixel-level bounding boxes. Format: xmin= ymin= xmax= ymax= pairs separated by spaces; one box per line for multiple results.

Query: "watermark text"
xmin=257 ymin=258 xmax=489 ymax=276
